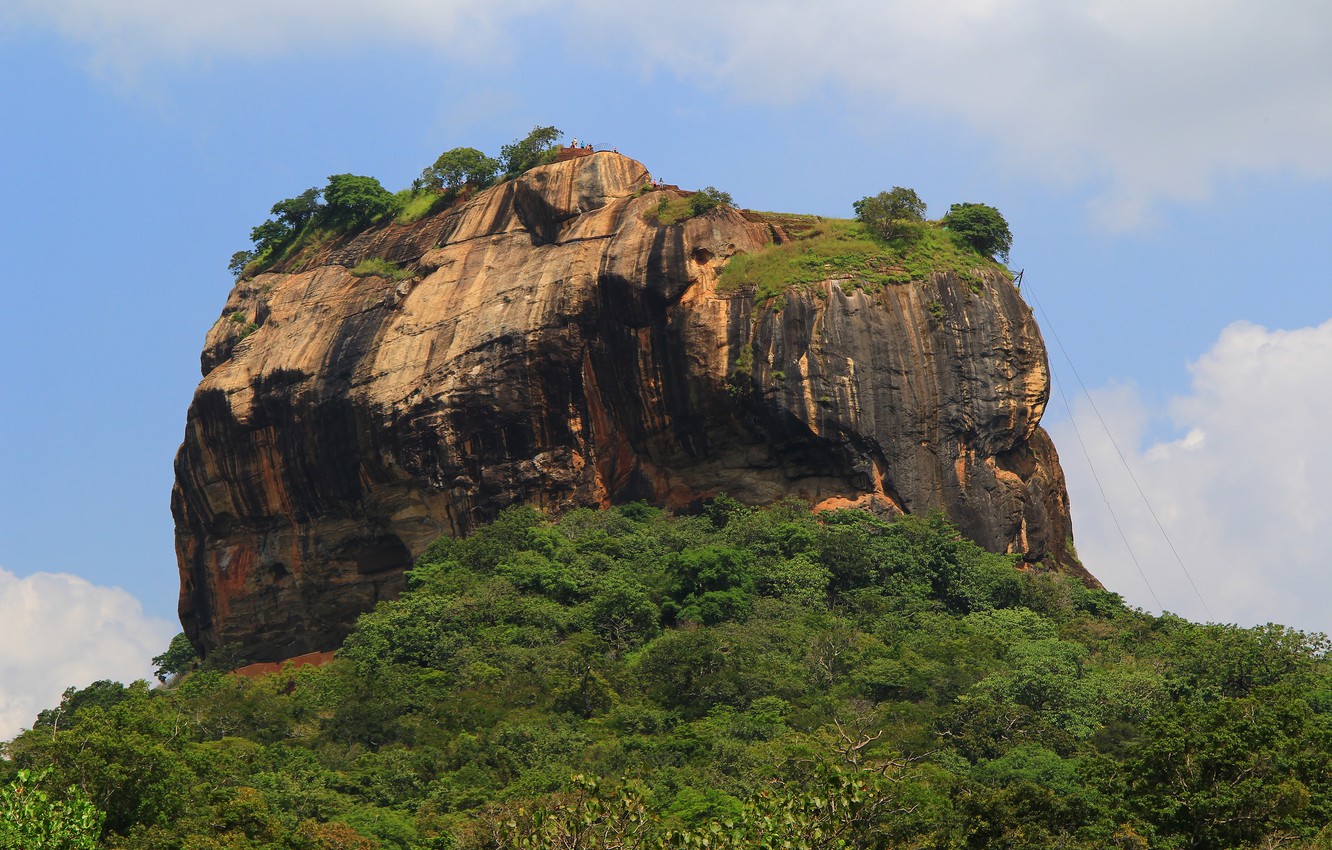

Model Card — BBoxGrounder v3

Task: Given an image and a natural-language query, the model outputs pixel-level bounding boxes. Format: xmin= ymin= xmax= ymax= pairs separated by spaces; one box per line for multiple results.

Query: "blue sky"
xmin=3 ymin=0 xmax=1332 ymax=737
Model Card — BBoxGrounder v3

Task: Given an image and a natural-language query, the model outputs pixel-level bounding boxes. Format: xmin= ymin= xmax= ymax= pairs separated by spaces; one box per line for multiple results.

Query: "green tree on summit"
xmin=418 ymin=147 xmax=500 ymax=192
xmin=321 ymin=174 xmax=396 ymax=227
xmin=942 ymin=201 xmax=1013 ymax=262
xmin=854 ymin=186 xmax=927 ymax=241
xmin=231 ymin=186 xmax=324 ymax=276
xmin=151 ymin=632 xmax=199 ymax=683
xmin=500 ymin=125 xmax=563 ymax=177
xmin=269 ymin=186 xmax=321 ymax=231
xmin=248 ymin=218 xmax=294 ymax=255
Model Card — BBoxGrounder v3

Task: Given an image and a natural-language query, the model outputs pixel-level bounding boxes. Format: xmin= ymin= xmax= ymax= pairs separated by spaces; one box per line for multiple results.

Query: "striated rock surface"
xmin=173 ymin=151 xmax=1091 ymax=661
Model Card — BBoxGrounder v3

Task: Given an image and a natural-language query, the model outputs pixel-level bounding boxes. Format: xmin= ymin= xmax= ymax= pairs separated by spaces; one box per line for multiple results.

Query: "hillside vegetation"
xmin=6 ymin=501 xmax=1332 ymax=849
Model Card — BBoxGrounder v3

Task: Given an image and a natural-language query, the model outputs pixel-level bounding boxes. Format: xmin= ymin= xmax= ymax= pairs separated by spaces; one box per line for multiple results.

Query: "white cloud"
xmin=1 ymin=0 xmax=552 ymax=75
xmin=1050 ymin=318 xmax=1332 ymax=632
xmin=576 ymin=0 xmax=1332 ymax=227
xmin=0 ymin=567 xmax=174 ymax=741
xmin=10 ymin=1 xmax=1331 ymax=224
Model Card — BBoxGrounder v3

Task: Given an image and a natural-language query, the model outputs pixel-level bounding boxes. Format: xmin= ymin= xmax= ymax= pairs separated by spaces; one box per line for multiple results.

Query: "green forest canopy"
xmin=6 ymin=499 xmax=1332 ymax=849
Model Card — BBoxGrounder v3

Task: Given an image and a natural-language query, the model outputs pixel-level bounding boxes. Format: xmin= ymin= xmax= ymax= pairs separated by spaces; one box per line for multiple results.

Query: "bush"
xmin=941 ymin=202 xmax=1012 ymax=262
xmin=689 ymin=186 xmax=733 ymax=215
xmin=25 ymin=501 xmax=1332 ymax=849
xmin=651 ymin=187 xmax=734 ymax=226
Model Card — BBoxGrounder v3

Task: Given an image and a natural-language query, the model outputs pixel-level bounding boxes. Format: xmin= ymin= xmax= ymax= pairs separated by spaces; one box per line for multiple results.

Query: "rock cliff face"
xmin=173 ymin=151 xmax=1090 ymax=662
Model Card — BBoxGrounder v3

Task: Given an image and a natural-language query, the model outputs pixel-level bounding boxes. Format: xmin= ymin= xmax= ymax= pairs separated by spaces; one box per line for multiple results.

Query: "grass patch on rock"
xmin=644 ymin=187 xmax=734 ymax=226
xmin=394 ymin=189 xmax=455 ymax=224
xmin=350 ymin=257 xmax=415 ymax=281
xmin=720 ymin=215 xmax=1006 ymax=304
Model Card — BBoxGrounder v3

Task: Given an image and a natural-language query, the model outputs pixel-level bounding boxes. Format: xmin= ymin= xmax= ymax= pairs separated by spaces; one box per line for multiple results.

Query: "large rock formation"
xmin=173 ymin=151 xmax=1089 ymax=661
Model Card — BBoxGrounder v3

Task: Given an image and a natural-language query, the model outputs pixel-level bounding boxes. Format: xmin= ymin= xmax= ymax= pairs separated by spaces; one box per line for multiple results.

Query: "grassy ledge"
xmin=719 ymin=215 xmax=1008 ymax=304
xmin=349 ymin=257 xmax=415 ymax=281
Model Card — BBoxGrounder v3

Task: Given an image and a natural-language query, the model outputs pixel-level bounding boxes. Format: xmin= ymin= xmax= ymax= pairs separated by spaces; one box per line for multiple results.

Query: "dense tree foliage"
xmin=232 ymin=176 xmax=390 ymax=278
xmin=417 ymin=148 xmax=501 ymax=193
xmin=499 ymin=126 xmax=563 ymax=178
xmin=10 ymin=501 xmax=1332 ymax=849
xmin=941 ymin=202 xmax=1013 ymax=262
xmin=0 ymin=769 xmax=103 ymax=849
xmin=151 ymin=632 xmax=199 ymax=684
xmin=269 ymin=188 xmax=323 ymax=232
xmin=321 ymin=175 xmax=397 ymax=228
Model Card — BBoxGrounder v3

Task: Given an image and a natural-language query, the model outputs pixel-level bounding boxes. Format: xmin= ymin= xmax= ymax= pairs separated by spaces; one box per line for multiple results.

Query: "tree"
xmin=419 ymin=147 xmax=500 ymax=192
xmin=1125 ymin=694 xmax=1315 ymax=849
xmin=0 ymin=770 xmax=104 ymax=850
xmin=227 ymin=250 xmax=255 ymax=278
xmin=232 ymin=187 xmax=324 ymax=276
xmin=321 ymin=174 xmax=397 ymax=228
xmin=249 ymin=218 xmax=295 ymax=256
xmin=18 ymin=702 xmax=191 ymax=835
xmin=152 ymin=632 xmax=199 ymax=683
xmin=759 ymin=554 xmax=831 ymax=609
xmin=293 ymin=820 xmax=377 ymax=850
xmin=500 ymin=125 xmax=563 ymax=177
xmin=589 ymin=574 xmax=660 ymax=654
xmin=478 ymin=760 xmax=928 ymax=850
xmin=33 ymin=681 xmax=132 ymax=731
xmin=941 ymin=202 xmax=1012 ymax=262
xmin=269 ymin=187 xmax=322 ymax=230
xmin=666 ymin=545 xmax=757 ymax=625
xmin=853 ymin=187 xmax=927 ymax=241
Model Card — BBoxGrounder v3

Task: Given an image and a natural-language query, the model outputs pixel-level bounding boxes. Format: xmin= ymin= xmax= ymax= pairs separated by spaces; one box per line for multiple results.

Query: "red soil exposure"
xmin=232 ymin=650 xmax=336 ymax=679
xmin=554 ymin=145 xmax=596 ymax=162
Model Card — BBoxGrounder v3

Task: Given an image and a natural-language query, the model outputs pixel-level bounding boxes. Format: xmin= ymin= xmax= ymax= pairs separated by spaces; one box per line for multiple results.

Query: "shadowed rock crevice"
xmin=174 ymin=151 xmax=1090 ymax=662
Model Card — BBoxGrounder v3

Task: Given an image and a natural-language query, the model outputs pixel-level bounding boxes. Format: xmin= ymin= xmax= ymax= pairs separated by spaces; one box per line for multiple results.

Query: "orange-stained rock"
xmin=172 ymin=151 xmax=1091 ymax=662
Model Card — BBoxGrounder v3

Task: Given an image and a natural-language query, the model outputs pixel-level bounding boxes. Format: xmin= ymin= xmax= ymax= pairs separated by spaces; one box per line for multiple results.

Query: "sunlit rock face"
xmin=172 ymin=151 xmax=1088 ymax=662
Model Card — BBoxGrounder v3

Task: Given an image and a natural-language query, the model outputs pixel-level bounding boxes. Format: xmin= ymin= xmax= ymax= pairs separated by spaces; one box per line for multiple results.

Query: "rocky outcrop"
xmin=172 ymin=151 xmax=1089 ymax=662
